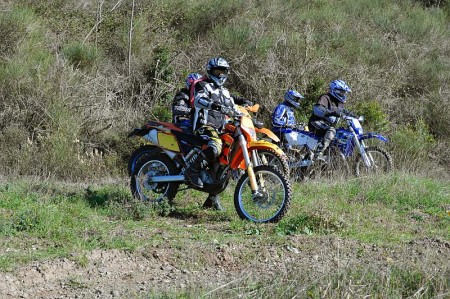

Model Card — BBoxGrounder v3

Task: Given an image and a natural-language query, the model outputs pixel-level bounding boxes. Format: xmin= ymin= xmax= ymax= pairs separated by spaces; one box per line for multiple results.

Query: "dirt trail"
xmin=1 ymin=236 xmax=448 ymax=298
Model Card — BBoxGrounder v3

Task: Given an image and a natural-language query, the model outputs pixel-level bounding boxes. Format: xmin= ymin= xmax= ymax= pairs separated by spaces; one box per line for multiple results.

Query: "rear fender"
xmin=128 ymin=127 xmax=150 ymax=137
xmin=129 ymin=126 xmax=182 ymax=153
xmin=128 ymin=121 xmax=183 ymax=138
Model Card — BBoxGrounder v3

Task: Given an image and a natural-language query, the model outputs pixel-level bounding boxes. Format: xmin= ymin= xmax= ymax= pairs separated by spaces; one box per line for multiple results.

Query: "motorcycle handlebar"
xmin=343 ymin=114 xmax=364 ymax=122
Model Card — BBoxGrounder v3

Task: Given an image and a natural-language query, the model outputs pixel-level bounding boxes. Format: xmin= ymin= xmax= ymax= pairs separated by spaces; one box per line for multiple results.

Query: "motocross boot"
xmin=203 ymin=194 xmax=225 ymax=211
xmin=314 ymin=142 xmax=328 ymax=162
xmin=315 ymin=129 xmax=335 ymax=162
xmin=185 ymin=154 xmax=204 ymax=188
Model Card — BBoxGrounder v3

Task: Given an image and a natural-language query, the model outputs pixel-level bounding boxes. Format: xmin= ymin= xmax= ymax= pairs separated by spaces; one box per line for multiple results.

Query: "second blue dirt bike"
xmin=275 ymin=113 xmax=393 ymax=180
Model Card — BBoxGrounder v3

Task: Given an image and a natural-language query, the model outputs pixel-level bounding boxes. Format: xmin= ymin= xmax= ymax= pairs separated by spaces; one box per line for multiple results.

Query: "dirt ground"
xmin=1 ymin=232 xmax=448 ymax=299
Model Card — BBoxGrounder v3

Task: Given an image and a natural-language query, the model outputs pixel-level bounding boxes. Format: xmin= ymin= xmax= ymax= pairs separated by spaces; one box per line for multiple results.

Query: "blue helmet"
xmin=185 ymin=73 xmax=203 ymax=89
xmin=329 ymin=79 xmax=351 ymax=103
xmin=284 ymin=89 xmax=304 ymax=109
xmin=206 ymin=57 xmax=230 ymax=86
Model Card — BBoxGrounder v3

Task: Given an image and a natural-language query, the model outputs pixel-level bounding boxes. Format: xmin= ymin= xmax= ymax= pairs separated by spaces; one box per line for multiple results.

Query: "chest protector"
xmin=193 ymin=83 xmax=234 ymax=131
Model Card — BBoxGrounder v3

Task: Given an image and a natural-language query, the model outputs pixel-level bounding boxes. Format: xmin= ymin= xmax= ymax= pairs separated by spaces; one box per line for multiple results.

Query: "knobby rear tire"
xmin=306 ymin=145 xmax=350 ymax=181
xmin=130 ymin=152 xmax=179 ymax=204
xmin=255 ymin=149 xmax=290 ymax=177
xmin=127 ymin=145 xmax=160 ymax=176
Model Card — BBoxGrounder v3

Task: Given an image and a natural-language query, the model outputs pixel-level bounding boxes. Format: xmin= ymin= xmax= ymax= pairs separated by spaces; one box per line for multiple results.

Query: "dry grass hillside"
xmin=0 ymin=0 xmax=449 ymax=179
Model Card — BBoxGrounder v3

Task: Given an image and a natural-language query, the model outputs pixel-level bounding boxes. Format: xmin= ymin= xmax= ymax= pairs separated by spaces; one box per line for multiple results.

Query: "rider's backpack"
xmin=188 ymin=77 xmax=207 ymax=108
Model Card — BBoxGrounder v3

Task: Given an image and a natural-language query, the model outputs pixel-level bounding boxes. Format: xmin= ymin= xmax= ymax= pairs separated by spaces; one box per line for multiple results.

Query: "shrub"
xmin=353 ymin=99 xmax=389 ymax=132
xmin=0 ymin=8 xmax=35 ymax=59
xmin=0 ymin=125 xmax=34 ymax=176
xmin=1 ymin=0 xmax=448 ymax=180
xmin=390 ymin=120 xmax=435 ymax=172
xmin=63 ymin=42 xmax=100 ymax=70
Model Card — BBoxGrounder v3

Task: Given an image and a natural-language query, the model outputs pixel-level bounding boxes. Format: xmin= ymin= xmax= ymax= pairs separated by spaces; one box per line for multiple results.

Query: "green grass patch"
xmin=1 ymin=172 xmax=448 ymax=271
xmin=63 ymin=42 xmax=100 ymax=70
xmin=0 ymin=173 xmax=448 ymax=298
xmin=278 ymin=172 xmax=449 ymax=243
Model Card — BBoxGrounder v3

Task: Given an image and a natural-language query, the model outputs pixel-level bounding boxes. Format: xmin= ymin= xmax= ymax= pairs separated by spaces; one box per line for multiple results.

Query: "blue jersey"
xmin=271 ymin=102 xmax=296 ymax=134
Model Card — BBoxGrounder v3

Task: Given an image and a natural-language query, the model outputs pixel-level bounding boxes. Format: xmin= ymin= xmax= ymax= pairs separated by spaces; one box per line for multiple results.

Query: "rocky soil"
xmin=1 ymin=234 xmax=448 ymax=299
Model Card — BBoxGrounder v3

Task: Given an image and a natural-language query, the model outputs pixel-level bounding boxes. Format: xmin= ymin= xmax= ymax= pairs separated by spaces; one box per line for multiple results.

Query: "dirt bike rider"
xmin=171 ymin=73 xmax=203 ymax=126
xmin=185 ymin=57 xmax=253 ymax=210
xmin=308 ymin=79 xmax=354 ymax=158
xmin=271 ymin=89 xmax=306 ymax=146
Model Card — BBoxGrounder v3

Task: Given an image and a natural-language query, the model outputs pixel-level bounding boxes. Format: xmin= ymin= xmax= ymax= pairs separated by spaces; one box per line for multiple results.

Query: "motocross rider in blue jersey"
xmin=308 ymin=79 xmax=353 ymax=157
xmin=271 ymin=89 xmax=305 ymax=144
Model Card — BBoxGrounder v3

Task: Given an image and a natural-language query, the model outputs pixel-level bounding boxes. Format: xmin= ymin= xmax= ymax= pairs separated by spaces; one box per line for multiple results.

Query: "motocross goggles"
xmin=335 ymin=89 xmax=350 ymax=98
xmin=211 ymin=67 xmax=229 ymax=78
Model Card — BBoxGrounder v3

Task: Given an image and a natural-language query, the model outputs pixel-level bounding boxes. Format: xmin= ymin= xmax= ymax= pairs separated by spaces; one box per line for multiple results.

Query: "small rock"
xmin=111 ymin=290 xmax=120 ymax=297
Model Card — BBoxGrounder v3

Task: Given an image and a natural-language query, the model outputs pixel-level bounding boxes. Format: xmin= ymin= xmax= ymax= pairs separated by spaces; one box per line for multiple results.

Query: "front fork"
xmin=239 ymin=136 xmax=264 ymax=195
xmin=352 ymin=134 xmax=372 ymax=168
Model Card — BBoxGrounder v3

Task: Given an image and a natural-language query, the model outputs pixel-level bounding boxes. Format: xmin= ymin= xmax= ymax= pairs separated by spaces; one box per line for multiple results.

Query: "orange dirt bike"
xmin=128 ymin=105 xmax=292 ymax=223
xmin=228 ymin=104 xmax=289 ymax=178
xmin=128 ymin=104 xmax=289 ymax=178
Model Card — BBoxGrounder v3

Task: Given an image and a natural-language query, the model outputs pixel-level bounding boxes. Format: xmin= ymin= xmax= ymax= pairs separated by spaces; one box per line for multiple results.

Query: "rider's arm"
xmin=313 ymin=104 xmax=333 ymax=117
xmin=313 ymin=104 xmax=343 ymax=125
xmin=272 ymin=105 xmax=288 ymax=127
xmin=232 ymin=94 xmax=252 ymax=106
xmin=194 ymin=94 xmax=215 ymax=110
xmin=172 ymin=91 xmax=192 ymax=116
xmin=194 ymin=90 xmax=235 ymax=116
xmin=193 ymin=83 xmax=220 ymax=111
xmin=313 ymin=94 xmax=341 ymax=117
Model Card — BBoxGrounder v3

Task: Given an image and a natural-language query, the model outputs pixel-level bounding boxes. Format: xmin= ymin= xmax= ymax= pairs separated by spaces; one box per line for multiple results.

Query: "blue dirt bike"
xmin=276 ymin=114 xmax=393 ymax=181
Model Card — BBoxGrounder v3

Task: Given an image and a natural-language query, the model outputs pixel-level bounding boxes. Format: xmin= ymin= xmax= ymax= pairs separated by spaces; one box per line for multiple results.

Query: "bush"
xmin=0 ymin=125 xmax=33 ymax=176
xmin=353 ymin=100 xmax=389 ymax=132
xmin=63 ymin=42 xmax=100 ymax=70
xmin=390 ymin=121 xmax=436 ymax=172
xmin=0 ymin=0 xmax=448 ymax=180
xmin=0 ymin=8 xmax=34 ymax=59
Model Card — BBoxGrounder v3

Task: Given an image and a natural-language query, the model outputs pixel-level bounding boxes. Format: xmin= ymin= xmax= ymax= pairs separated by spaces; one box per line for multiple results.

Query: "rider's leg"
xmin=315 ymin=127 xmax=336 ymax=156
xmin=308 ymin=120 xmax=335 ymax=157
xmin=185 ymin=152 xmax=205 ymax=188
xmin=185 ymin=126 xmax=222 ymax=188
xmin=203 ymin=194 xmax=224 ymax=211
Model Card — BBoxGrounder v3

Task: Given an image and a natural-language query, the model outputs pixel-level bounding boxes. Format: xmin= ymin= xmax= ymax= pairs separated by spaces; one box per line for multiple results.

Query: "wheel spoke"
xmin=235 ymin=166 xmax=291 ymax=223
xmin=356 ymin=147 xmax=393 ymax=177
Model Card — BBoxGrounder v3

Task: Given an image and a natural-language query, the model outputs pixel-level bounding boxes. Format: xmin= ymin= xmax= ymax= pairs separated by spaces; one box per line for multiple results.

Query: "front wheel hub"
xmin=252 ymin=190 xmax=272 ymax=208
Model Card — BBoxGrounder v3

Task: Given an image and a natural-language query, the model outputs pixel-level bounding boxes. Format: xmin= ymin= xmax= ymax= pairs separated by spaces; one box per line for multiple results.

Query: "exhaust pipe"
xmin=148 ymin=175 xmax=185 ymax=183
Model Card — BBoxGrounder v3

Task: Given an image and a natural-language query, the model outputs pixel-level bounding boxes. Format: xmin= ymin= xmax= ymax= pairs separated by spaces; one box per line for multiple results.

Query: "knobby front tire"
xmin=234 ymin=165 xmax=292 ymax=223
xmin=355 ymin=146 xmax=393 ymax=177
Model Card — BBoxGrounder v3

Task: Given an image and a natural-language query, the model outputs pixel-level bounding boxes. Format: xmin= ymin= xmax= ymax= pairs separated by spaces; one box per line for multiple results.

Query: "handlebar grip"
xmin=211 ymin=102 xmax=222 ymax=111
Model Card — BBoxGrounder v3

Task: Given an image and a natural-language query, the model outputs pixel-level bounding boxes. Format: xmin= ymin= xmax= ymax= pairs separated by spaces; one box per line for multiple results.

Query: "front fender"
xmin=256 ymin=127 xmax=280 ymax=143
xmin=230 ymin=140 xmax=286 ymax=169
xmin=248 ymin=140 xmax=285 ymax=156
xmin=359 ymin=133 xmax=389 ymax=143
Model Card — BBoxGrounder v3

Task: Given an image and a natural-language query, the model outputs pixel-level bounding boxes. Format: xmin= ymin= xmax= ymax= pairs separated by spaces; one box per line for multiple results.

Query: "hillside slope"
xmin=0 ymin=0 xmax=449 ymax=178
